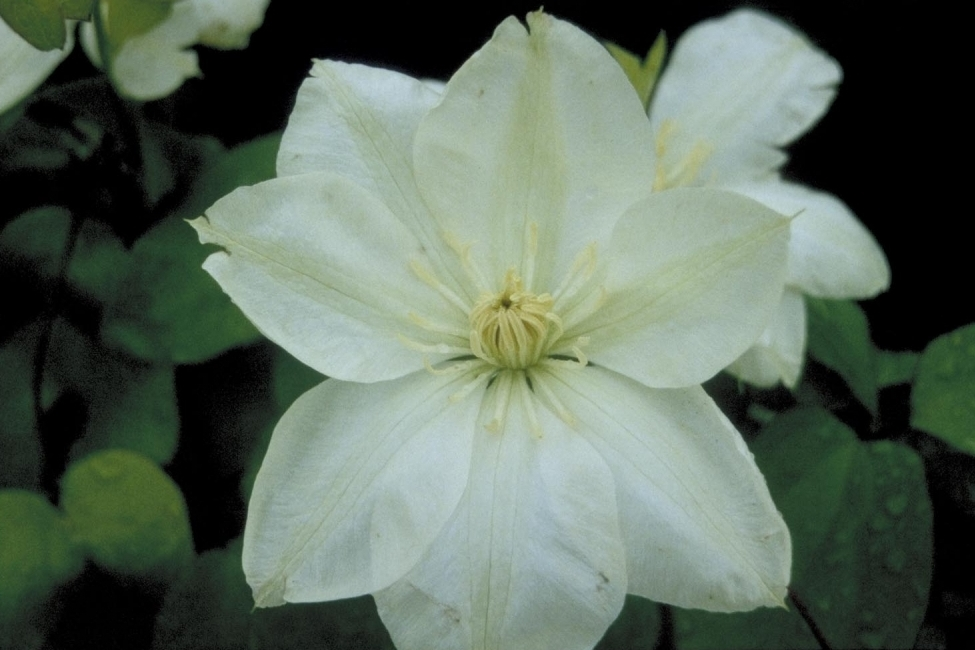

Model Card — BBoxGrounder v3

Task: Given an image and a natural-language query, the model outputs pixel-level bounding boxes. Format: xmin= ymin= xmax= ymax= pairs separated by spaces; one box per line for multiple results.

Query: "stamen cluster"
xmin=469 ymin=269 xmax=560 ymax=369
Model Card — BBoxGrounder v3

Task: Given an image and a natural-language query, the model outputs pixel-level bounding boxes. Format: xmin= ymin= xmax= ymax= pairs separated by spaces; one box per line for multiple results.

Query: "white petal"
xmin=192 ymin=173 xmax=466 ymax=382
xmin=1 ymin=17 xmax=72 ymax=114
xmin=575 ymin=188 xmax=790 ymax=388
xmin=87 ymin=1 xmax=202 ymax=101
xmin=375 ymin=373 xmax=626 ymax=650
xmin=648 ymin=9 xmax=841 ymax=186
xmin=192 ymin=0 xmax=269 ymax=49
xmin=729 ymin=178 xmax=890 ymax=298
xmin=275 ymin=60 xmax=472 ymax=291
xmin=278 ymin=60 xmax=440 ymax=183
xmin=243 ymin=370 xmax=481 ymax=607
xmin=536 ymin=365 xmax=791 ymax=611
xmin=413 ymin=12 xmax=656 ymax=291
xmin=725 ymin=288 xmax=807 ymax=387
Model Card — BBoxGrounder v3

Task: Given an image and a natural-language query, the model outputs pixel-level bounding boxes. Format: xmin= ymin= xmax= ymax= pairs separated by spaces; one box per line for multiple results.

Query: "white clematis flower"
xmin=647 ymin=9 xmax=890 ymax=387
xmin=193 ymin=12 xmax=792 ymax=650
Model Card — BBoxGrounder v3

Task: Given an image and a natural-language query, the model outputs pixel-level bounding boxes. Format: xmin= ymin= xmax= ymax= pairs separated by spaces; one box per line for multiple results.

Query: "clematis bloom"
xmin=646 ymin=9 xmax=890 ymax=387
xmin=193 ymin=12 xmax=792 ymax=650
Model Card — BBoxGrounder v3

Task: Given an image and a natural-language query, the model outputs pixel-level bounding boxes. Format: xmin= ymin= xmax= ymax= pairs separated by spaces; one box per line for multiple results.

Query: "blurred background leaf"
xmin=911 ymin=323 xmax=975 ymax=456
xmin=152 ymin=537 xmax=396 ymax=650
xmin=60 ymin=449 xmax=194 ymax=581
xmin=806 ymin=298 xmax=878 ymax=414
xmin=875 ymin=350 xmax=918 ymax=388
xmin=0 ymin=328 xmax=43 ymax=490
xmin=675 ymin=408 xmax=932 ymax=650
xmin=100 ymin=215 xmax=261 ymax=363
xmin=45 ymin=318 xmax=179 ymax=464
xmin=0 ymin=489 xmax=84 ymax=649
xmin=0 ymin=0 xmax=70 ymax=51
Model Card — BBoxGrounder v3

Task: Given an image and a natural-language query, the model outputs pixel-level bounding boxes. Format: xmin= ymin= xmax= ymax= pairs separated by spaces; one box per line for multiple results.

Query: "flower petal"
xmin=576 ymin=188 xmax=790 ymax=388
xmin=193 ymin=0 xmax=269 ymax=49
xmin=725 ymin=287 xmax=807 ymax=387
xmin=243 ymin=370 xmax=481 ymax=607
xmin=729 ymin=178 xmax=890 ymax=298
xmin=192 ymin=173 xmax=466 ymax=382
xmin=648 ymin=9 xmax=841 ymax=186
xmin=1 ymin=17 xmax=72 ymax=114
xmin=536 ymin=365 xmax=790 ymax=611
xmin=275 ymin=59 xmax=475 ymax=294
xmin=412 ymin=12 xmax=656 ymax=290
xmin=375 ymin=373 xmax=626 ymax=650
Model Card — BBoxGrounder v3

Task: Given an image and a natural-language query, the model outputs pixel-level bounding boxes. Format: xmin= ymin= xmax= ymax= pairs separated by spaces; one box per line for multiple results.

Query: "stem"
xmin=652 ymin=604 xmax=674 ymax=650
xmin=789 ymin=588 xmax=833 ymax=650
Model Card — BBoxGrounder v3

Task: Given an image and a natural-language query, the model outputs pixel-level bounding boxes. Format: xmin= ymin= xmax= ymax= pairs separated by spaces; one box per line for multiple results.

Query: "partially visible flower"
xmin=80 ymin=0 xmax=271 ymax=100
xmin=0 ymin=0 xmax=270 ymax=107
xmin=647 ymin=9 xmax=890 ymax=387
xmin=194 ymin=12 xmax=792 ymax=650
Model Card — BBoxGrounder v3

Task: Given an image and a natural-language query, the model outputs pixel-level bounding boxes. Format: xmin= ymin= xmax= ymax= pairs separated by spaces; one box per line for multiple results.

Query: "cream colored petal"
xmin=413 ymin=12 xmax=656 ymax=291
xmin=375 ymin=373 xmax=626 ymax=650
xmin=575 ymin=188 xmax=790 ymax=389
xmin=649 ymin=9 xmax=841 ymax=186
xmin=725 ymin=288 xmax=807 ymax=387
xmin=275 ymin=60 xmax=472 ymax=293
xmin=192 ymin=0 xmax=269 ymax=49
xmin=729 ymin=178 xmax=890 ymax=298
xmin=191 ymin=173 xmax=467 ymax=382
xmin=1 ymin=17 xmax=72 ymax=114
xmin=537 ymin=365 xmax=790 ymax=611
xmin=243 ymin=370 xmax=480 ymax=607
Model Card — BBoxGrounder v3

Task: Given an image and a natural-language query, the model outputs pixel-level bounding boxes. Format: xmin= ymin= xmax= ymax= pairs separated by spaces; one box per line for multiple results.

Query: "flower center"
xmin=469 ymin=269 xmax=558 ymax=369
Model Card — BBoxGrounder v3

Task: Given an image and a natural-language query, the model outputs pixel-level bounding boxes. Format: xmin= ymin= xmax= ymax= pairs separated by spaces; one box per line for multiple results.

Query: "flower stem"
xmin=789 ymin=587 xmax=833 ymax=650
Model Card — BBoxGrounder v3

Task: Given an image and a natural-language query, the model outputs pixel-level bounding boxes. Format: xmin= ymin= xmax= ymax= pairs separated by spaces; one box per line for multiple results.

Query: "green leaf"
xmin=152 ymin=538 xmax=253 ymax=650
xmin=152 ymin=537 xmax=396 ymax=650
xmin=911 ymin=323 xmax=975 ymax=455
xmin=0 ymin=490 xmax=83 ymax=648
xmin=60 ymin=449 xmax=193 ymax=580
xmin=96 ymin=134 xmax=280 ymax=363
xmin=876 ymin=350 xmax=919 ymax=388
xmin=0 ymin=490 xmax=84 ymax=646
xmin=676 ymin=408 xmax=932 ymax=650
xmin=806 ymin=297 xmax=878 ymax=413
xmin=596 ymin=595 xmax=661 ymax=649
xmin=100 ymin=215 xmax=261 ymax=363
xmin=97 ymin=0 xmax=176 ymax=50
xmin=0 ymin=0 xmax=68 ymax=51
xmin=271 ymin=344 xmax=323 ymax=411
xmin=59 ymin=0 xmax=93 ymax=20
xmin=46 ymin=319 xmax=179 ymax=464
xmin=605 ymin=31 xmax=667 ymax=111
xmin=0 ymin=328 xmax=43 ymax=490
xmin=0 ymin=206 xmax=71 ymax=279
xmin=0 ymin=208 xmax=131 ymax=316
xmin=176 ymin=132 xmax=282 ymax=222
xmin=66 ymin=219 xmax=130 ymax=304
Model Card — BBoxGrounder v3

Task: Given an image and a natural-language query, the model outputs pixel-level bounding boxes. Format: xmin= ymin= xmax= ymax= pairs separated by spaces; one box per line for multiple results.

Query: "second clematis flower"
xmin=645 ymin=9 xmax=890 ymax=387
xmin=193 ymin=12 xmax=792 ymax=650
